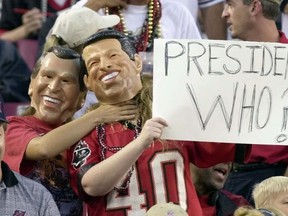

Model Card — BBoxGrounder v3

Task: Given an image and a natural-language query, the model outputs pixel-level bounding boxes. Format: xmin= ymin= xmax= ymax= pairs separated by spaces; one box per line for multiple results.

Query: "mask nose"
xmin=99 ymin=57 xmax=112 ymax=70
xmin=48 ymin=79 xmax=61 ymax=92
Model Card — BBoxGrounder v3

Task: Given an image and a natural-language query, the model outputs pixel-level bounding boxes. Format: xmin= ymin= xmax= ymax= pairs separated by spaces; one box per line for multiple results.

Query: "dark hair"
xmin=280 ymin=0 xmax=288 ymax=12
xmin=83 ymin=29 xmax=137 ymax=60
xmin=242 ymin=0 xmax=280 ymax=20
xmin=32 ymin=46 xmax=87 ymax=91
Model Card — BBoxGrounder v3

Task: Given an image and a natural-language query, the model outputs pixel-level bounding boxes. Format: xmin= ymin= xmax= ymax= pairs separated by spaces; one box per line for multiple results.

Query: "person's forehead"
xmin=225 ymin=0 xmax=242 ymax=5
xmin=85 ymin=38 xmax=121 ymax=51
xmin=36 ymin=53 xmax=80 ymax=79
xmin=42 ymin=52 xmax=77 ymax=63
xmin=41 ymin=53 xmax=79 ymax=74
xmin=82 ymin=39 xmax=123 ymax=61
xmin=274 ymin=191 xmax=288 ymax=200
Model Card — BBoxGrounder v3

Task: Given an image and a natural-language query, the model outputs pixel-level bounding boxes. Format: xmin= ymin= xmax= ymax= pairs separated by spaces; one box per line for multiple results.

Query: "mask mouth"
xmin=100 ymin=71 xmax=120 ymax=82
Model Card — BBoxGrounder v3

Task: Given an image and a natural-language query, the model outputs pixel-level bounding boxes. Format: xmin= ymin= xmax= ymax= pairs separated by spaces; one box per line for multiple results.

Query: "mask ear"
xmin=28 ymin=79 xmax=34 ymax=97
xmin=76 ymin=91 xmax=87 ymax=110
xmin=83 ymin=74 xmax=91 ymax=90
xmin=134 ymin=54 xmax=143 ymax=75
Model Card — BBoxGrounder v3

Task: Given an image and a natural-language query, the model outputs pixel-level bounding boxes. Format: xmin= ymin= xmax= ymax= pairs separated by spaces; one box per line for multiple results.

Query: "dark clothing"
xmin=0 ymin=40 xmax=30 ymax=102
xmin=224 ymin=164 xmax=286 ymax=206
xmin=37 ymin=14 xmax=58 ymax=58
xmin=2 ymin=161 xmax=18 ymax=187
xmin=199 ymin=190 xmax=250 ymax=216
xmin=0 ymin=0 xmax=80 ymax=62
xmin=0 ymin=0 xmax=75 ymax=39
xmin=217 ymin=190 xmax=250 ymax=216
xmin=281 ymin=0 xmax=288 ymax=12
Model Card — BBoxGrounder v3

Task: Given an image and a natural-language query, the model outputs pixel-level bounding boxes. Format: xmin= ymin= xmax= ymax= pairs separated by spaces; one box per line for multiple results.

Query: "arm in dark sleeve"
xmin=0 ymin=40 xmax=30 ymax=102
xmin=0 ymin=0 xmax=25 ymax=30
xmin=37 ymin=14 xmax=58 ymax=59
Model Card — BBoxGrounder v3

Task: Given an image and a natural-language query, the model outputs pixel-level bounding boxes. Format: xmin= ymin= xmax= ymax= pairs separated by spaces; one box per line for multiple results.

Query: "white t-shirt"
xmin=73 ymin=0 xmax=201 ymax=39
xmin=282 ymin=13 xmax=288 ymax=36
xmin=161 ymin=0 xmax=224 ymax=21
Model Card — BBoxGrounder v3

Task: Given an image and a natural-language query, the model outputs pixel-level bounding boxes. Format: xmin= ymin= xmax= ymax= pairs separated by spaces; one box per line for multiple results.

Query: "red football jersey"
xmin=68 ymin=122 xmax=238 ymax=216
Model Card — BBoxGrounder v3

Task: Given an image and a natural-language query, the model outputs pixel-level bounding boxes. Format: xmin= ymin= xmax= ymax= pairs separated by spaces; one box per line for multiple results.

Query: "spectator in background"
xmin=190 ymin=163 xmax=249 ymax=216
xmin=221 ymin=0 xmax=288 ymax=205
xmin=0 ymin=94 xmax=60 ymax=216
xmin=0 ymin=0 xmax=78 ymax=42
xmin=0 ymin=0 xmax=81 ymax=70
xmin=0 ymin=39 xmax=30 ymax=102
xmin=221 ymin=0 xmax=284 ymax=42
xmin=252 ymin=176 xmax=288 ymax=215
xmin=161 ymin=0 xmax=228 ymax=39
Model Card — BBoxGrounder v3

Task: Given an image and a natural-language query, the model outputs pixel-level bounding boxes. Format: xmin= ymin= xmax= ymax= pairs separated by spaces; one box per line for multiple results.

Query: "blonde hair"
xmin=253 ymin=176 xmax=288 ymax=208
xmin=43 ymin=35 xmax=66 ymax=54
xmin=43 ymin=35 xmax=83 ymax=55
xmin=234 ymin=206 xmax=264 ymax=216
xmin=234 ymin=206 xmax=285 ymax=216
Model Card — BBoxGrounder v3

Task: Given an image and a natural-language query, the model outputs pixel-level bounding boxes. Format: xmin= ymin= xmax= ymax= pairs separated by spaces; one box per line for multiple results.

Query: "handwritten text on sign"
xmin=152 ymin=39 xmax=288 ymax=145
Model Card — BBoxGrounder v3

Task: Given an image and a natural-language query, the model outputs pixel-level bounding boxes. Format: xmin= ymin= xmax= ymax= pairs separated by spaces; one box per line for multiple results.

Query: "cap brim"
xmin=98 ymin=15 xmax=120 ymax=29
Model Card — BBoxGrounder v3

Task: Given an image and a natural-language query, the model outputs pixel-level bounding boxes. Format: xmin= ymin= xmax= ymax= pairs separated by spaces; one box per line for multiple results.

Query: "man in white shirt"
xmin=162 ymin=0 xmax=228 ymax=39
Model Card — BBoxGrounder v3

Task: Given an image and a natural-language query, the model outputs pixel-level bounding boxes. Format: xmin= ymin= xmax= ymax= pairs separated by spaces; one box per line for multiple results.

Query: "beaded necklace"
xmin=97 ymin=119 xmax=142 ymax=192
xmin=104 ymin=0 xmax=162 ymax=52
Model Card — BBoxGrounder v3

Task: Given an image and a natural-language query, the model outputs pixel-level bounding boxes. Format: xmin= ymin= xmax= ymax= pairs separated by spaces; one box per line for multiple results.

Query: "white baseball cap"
xmin=146 ymin=203 xmax=188 ymax=216
xmin=51 ymin=7 xmax=120 ymax=48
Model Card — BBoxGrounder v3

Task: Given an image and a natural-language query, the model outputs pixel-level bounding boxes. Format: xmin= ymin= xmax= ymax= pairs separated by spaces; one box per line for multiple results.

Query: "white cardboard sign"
xmin=152 ymin=39 xmax=288 ymax=145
